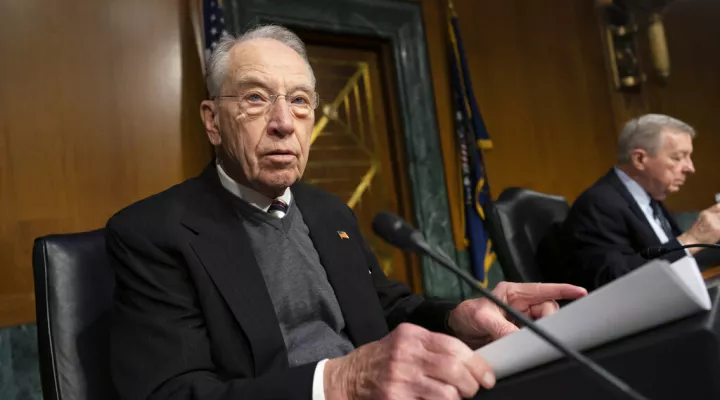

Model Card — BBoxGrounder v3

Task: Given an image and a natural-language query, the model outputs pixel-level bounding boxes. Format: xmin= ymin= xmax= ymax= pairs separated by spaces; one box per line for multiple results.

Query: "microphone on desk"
xmin=640 ymin=244 xmax=720 ymax=260
xmin=371 ymin=211 xmax=649 ymax=400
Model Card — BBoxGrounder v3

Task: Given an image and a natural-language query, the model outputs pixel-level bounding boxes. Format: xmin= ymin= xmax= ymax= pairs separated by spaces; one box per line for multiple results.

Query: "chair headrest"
xmin=487 ymin=188 xmax=570 ymax=283
xmin=33 ymin=229 xmax=118 ymax=400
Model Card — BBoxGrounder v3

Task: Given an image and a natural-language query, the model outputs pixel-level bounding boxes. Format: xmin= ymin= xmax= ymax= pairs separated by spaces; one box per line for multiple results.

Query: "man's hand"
xmin=324 ymin=323 xmax=495 ymax=400
xmin=678 ymin=204 xmax=720 ymax=253
xmin=447 ymin=282 xmax=588 ymax=348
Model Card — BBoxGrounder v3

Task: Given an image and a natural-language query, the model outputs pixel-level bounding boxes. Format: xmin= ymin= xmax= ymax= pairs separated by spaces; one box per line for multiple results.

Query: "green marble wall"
xmin=0 ymin=324 xmax=41 ymax=400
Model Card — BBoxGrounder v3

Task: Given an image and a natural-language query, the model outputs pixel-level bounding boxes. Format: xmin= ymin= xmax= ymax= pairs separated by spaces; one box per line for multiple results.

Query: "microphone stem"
xmin=417 ymin=242 xmax=650 ymax=400
xmin=644 ymin=243 xmax=720 ymax=259
xmin=677 ymin=244 xmax=720 ymax=251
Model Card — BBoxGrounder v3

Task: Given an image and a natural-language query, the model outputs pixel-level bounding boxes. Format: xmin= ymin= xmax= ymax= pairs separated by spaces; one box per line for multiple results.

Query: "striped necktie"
xmin=650 ymin=199 xmax=674 ymax=239
xmin=267 ymin=199 xmax=288 ymax=218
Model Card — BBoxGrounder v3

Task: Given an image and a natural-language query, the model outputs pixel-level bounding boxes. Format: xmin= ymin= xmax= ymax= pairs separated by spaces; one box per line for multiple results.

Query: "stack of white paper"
xmin=476 ymin=256 xmax=711 ymax=379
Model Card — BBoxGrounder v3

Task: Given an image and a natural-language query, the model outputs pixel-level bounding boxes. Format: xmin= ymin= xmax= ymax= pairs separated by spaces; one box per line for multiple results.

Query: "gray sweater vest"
xmin=234 ymin=198 xmax=355 ymax=367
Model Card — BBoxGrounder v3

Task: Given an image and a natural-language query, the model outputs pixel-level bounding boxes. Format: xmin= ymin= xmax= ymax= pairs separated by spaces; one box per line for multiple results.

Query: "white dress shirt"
xmin=614 ymin=167 xmax=672 ymax=244
xmin=216 ymin=160 xmax=328 ymax=400
xmin=614 ymin=167 xmax=693 ymax=258
xmin=216 ymin=160 xmax=293 ymax=212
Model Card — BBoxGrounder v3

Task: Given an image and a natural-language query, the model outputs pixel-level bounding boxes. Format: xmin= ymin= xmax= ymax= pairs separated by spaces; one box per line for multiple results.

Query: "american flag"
xmin=202 ymin=0 xmax=228 ymax=65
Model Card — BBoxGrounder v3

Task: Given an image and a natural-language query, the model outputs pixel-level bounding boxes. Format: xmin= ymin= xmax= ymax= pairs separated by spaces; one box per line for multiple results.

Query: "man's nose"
xmin=684 ymin=158 xmax=696 ymax=174
xmin=267 ymin=97 xmax=295 ymax=137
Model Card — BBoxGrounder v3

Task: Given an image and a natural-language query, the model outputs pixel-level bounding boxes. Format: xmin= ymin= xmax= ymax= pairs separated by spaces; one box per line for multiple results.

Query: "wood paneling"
xmin=0 ymin=0 xmax=209 ymax=327
xmin=420 ymin=0 xmax=720 ymax=249
xmin=592 ymin=0 xmax=720 ymax=212
xmin=643 ymin=1 xmax=720 ymax=212
xmin=421 ymin=0 xmax=619 ymax=249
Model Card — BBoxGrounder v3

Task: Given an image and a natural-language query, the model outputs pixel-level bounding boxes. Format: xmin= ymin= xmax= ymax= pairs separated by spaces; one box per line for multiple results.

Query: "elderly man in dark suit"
xmin=539 ymin=114 xmax=720 ymax=291
xmin=107 ymin=24 xmax=586 ymax=400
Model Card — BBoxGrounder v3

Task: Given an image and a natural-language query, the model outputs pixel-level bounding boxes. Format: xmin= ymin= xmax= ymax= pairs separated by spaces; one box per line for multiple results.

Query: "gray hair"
xmin=205 ymin=24 xmax=315 ymax=98
xmin=616 ymin=113 xmax=696 ymax=165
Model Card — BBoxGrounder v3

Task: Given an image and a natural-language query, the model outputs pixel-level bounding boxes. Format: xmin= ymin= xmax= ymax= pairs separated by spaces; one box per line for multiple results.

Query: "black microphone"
xmin=372 ymin=211 xmax=649 ymax=400
xmin=640 ymin=244 xmax=720 ymax=260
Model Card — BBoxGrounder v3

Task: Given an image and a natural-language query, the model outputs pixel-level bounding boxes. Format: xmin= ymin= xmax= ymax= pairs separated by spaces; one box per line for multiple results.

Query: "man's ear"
xmin=200 ymin=100 xmax=222 ymax=146
xmin=630 ymin=148 xmax=648 ymax=171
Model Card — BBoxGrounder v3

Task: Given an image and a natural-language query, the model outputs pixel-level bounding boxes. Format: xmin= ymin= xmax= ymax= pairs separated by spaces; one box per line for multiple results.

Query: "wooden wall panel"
xmin=643 ymin=0 xmax=720 ymax=212
xmin=0 ymin=0 xmax=208 ymax=327
xmin=421 ymin=0 xmax=720 ymax=249
xmin=598 ymin=0 xmax=720 ymax=212
xmin=421 ymin=0 xmax=619 ymax=249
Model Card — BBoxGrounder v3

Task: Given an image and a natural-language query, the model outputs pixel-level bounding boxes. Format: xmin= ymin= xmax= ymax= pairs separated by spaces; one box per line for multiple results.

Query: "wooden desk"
xmin=703 ymin=266 xmax=720 ymax=281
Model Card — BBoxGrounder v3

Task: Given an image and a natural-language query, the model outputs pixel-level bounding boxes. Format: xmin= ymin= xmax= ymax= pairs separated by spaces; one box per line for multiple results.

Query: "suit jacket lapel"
xmin=292 ymin=183 xmax=388 ymax=346
xmin=180 ymin=165 xmax=288 ymax=375
xmin=604 ymin=169 xmax=662 ymax=246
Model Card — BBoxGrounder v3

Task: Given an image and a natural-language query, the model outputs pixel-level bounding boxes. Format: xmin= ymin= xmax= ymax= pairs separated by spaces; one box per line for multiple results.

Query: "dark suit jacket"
xmin=106 ymin=163 xmax=456 ymax=400
xmin=537 ymin=169 xmax=686 ymax=291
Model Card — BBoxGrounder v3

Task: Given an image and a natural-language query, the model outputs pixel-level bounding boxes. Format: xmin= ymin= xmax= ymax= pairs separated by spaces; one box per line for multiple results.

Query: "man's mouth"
xmin=263 ymin=151 xmax=296 ymax=163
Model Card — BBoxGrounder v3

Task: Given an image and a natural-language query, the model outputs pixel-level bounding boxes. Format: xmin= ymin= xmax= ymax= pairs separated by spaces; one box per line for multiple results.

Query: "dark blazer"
xmin=537 ymin=169 xmax=686 ymax=291
xmin=106 ymin=163 xmax=455 ymax=400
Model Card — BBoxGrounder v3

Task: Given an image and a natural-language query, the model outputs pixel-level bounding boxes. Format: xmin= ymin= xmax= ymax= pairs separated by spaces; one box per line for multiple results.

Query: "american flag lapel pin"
xmin=337 ymin=230 xmax=349 ymax=240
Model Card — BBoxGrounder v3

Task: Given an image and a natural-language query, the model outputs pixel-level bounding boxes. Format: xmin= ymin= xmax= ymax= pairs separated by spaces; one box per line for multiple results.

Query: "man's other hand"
xmin=447 ymin=282 xmax=588 ymax=348
xmin=679 ymin=204 xmax=720 ymax=253
xmin=324 ymin=323 xmax=495 ymax=400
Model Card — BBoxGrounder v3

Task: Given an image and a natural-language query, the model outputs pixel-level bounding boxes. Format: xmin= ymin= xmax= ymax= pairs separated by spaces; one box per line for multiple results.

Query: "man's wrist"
xmin=313 ymin=359 xmax=328 ymax=400
xmin=678 ymin=232 xmax=699 ymax=246
xmin=323 ymin=357 xmax=348 ymax=400
xmin=678 ymin=233 xmax=701 ymax=255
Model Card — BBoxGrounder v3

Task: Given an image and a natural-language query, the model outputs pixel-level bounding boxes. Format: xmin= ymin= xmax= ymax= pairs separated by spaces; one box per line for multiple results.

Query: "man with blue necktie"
xmin=539 ymin=114 xmax=720 ymax=291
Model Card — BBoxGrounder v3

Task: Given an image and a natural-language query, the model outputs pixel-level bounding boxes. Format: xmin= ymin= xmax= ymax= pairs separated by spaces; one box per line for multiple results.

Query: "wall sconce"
xmin=648 ymin=12 xmax=670 ymax=82
xmin=606 ymin=24 xmax=645 ymax=90
xmin=598 ymin=0 xmax=673 ymax=89
xmin=599 ymin=0 xmax=645 ymax=91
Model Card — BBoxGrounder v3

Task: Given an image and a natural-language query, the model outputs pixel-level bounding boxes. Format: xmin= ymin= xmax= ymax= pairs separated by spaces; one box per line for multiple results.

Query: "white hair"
xmin=205 ymin=24 xmax=316 ymax=98
xmin=616 ymin=113 xmax=696 ymax=165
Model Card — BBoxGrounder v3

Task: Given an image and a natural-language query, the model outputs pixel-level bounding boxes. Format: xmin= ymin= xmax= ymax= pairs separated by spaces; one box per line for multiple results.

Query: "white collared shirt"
xmin=216 ymin=159 xmax=293 ymax=214
xmin=215 ymin=159 xmax=327 ymax=400
xmin=614 ymin=167 xmax=671 ymax=244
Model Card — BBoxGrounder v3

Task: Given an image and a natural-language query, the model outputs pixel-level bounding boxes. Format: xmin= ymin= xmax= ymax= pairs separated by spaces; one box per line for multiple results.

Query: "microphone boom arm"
xmin=642 ymin=243 xmax=720 ymax=259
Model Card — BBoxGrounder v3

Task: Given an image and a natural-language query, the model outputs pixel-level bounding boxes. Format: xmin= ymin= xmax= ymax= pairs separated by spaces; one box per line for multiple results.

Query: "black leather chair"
xmin=485 ymin=187 xmax=570 ymax=283
xmin=32 ymin=229 xmax=119 ymax=400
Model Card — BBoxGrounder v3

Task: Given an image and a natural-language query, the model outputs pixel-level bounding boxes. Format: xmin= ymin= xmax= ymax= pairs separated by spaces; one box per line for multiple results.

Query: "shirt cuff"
xmin=312 ymin=359 xmax=328 ymax=400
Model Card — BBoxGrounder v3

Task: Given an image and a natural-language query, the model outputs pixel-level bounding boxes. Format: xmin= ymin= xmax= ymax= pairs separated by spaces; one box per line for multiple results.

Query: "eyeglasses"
xmin=214 ymin=90 xmax=319 ymax=118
